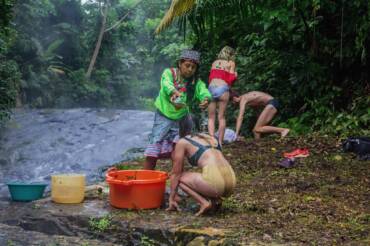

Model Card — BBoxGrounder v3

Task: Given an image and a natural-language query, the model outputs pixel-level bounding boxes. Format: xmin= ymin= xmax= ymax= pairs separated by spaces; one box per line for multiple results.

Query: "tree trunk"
xmin=86 ymin=4 xmax=108 ymax=79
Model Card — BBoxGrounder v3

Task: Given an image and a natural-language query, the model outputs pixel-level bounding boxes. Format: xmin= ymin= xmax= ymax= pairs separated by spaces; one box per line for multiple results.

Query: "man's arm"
xmin=235 ymin=97 xmax=247 ymax=137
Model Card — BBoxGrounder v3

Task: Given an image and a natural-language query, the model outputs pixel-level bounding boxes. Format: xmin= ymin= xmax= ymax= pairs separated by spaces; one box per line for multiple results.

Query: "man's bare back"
xmin=240 ymin=91 xmax=273 ymax=108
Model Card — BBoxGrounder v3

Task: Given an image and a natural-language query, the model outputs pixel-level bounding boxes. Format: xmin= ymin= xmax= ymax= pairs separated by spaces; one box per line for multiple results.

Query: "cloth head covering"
xmin=179 ymin=49 xmax=200 ymax=64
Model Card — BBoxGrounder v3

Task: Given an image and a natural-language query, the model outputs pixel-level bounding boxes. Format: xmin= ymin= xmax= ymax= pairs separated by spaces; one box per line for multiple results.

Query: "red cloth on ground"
xmin=208 ymin=69 xmax=237 ymax=87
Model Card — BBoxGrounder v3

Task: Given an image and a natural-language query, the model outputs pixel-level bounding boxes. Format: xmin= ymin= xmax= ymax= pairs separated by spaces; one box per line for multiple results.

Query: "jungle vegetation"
xmin=1 ymin=0 xmax=369 ymax=136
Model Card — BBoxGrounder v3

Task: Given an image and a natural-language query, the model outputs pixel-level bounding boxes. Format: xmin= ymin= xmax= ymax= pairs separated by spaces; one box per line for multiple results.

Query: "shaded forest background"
xmin=0 ymin=0 xmax=369 ymax=137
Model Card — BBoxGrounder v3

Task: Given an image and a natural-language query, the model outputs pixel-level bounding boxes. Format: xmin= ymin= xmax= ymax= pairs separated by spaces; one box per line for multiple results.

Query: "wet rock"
xmin=177 ymin=227 xmax=227 ymax=237
xmin=187 ymin=236 xmax=206 ymax=246
xmin=0 ymin=223 xmax=119 ymax=246
xmin=208 ymin=238 xmax=225 ymax=246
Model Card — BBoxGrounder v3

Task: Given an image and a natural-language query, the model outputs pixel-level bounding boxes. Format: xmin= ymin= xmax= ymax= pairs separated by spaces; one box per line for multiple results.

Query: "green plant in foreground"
xmin=88 ymin=215 xmax=112 ymax=232
xmin=140 ymin=235 xmax=156 ymax=246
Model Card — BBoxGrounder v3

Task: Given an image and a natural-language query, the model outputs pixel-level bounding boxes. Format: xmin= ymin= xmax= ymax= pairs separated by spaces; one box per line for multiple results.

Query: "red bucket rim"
xmin=106 ymin=169 xmax=167 ymax=185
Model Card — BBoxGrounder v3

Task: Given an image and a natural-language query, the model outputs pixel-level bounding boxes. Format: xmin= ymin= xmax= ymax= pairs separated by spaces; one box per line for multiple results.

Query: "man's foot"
xmin=281 ymin=129 xmax=290 ymax=138
xmin=195 ymin=200 xmax=212 ymax=216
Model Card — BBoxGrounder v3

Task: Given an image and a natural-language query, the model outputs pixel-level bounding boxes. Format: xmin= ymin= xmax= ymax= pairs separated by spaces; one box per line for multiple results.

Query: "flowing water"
xmin=0 ymin=108 xmax=154 ymax=198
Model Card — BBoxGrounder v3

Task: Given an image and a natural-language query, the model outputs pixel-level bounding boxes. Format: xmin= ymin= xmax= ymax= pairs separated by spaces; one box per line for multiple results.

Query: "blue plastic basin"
xmin=7 ymin=182 xmax=47 ymax=202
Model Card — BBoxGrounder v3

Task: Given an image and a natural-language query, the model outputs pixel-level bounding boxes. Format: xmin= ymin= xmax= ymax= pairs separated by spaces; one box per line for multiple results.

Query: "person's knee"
xmin=253 ymin=127 xmax=262 ymax=133
xmin=208 ymin=111 xmax=216 ymax=119
xmin=179 ymin=175 xmax=193 ymax=187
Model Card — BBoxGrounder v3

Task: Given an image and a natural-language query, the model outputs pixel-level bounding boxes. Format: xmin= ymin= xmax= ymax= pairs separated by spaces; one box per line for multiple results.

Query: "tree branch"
xmin=104 ymin=0 xmax=143 ymax=33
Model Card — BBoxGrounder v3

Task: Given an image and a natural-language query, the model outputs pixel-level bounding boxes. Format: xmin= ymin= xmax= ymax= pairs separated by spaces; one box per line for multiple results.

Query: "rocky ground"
xmin=0 ymin=135 xmax=369 ymax=245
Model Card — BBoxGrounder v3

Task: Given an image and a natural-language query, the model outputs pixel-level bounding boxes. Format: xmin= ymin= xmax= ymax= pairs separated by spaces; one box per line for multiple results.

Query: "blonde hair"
xmin=217 ymin=46 xmax=236 ymax=61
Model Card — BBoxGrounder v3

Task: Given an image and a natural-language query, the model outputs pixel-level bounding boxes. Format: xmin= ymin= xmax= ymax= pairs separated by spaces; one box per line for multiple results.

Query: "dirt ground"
xmin=122 ymin=135 xmax=370 ymax=245
xmin=1 ymin=135 xmax=369 ymax=245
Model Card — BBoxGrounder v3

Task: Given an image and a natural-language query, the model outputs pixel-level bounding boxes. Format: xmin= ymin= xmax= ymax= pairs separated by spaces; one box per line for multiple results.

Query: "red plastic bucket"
xmin=106 ymin=169 xmax=167 ymax=209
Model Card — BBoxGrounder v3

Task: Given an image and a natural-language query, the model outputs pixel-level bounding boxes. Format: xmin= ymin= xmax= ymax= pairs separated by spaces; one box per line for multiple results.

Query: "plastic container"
xmin=172 ymin=93 xmax=186 ymax=108
xmin=7 ymin=182 xmax=47 ymax=202
xmin=51 ymin=174 xmax=85 ymax=204
xmin=106 ymin=169 xmax=167 ymax=209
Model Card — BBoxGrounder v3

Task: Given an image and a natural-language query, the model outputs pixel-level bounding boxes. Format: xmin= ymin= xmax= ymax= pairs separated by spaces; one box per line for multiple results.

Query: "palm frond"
xmin=155 ymin=0 xmax=196 ymax=34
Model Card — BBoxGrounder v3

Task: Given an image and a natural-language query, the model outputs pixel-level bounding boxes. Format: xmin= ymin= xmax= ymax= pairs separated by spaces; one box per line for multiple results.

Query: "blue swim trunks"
xmin=208 ymin=85 xmax=229 ymax=100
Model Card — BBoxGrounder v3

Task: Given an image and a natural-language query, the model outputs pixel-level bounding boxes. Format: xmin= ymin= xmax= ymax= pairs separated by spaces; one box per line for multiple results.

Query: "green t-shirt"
xmin=154 ymin=68 xmax=212 ymax=120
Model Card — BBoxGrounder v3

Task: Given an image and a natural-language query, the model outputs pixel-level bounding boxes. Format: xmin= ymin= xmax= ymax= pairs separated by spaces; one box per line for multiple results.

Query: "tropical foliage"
xmin=0 ymin=0 xmax=369 ymax=136
xmin=157 ymin=0 xmax=370 ymax=136
xmin=0 ymin=0 xmax=20 ymax=122
xmin=0 ymin=0 xmax=192 ymax=113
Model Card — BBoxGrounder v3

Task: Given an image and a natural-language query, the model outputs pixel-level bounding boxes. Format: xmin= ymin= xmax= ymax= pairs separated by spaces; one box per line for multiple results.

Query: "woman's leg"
xmin=179 ymin=172 xmax=220 ymax=216
xmin=253 ymin=105 xmax=289 ymax=139
xmin=208 ymin=101 xmax=217 ymax=137
xmin=217 ymin=91 xmax=230 ymax=145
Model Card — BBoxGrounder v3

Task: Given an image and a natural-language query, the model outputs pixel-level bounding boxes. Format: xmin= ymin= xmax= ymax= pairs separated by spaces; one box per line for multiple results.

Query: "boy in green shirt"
xmin=144 ymin=49 xmax=211 ymax=170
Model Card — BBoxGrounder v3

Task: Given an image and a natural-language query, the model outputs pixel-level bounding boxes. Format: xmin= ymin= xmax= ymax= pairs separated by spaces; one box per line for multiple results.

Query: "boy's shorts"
xmin=144 ymin=111 xmax=192 ymax=158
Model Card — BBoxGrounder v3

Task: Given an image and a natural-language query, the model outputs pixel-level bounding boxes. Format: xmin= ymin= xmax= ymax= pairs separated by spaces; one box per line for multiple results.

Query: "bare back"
xmin=180 ymin=135 xmax=229 ymax=168
xmin=210 ymin=59 xmax=235 ymax=86
xmin=211 ymin=59 xmax=234 ymax=71
xmin=240 ymin=91 xmax=273 ymax=108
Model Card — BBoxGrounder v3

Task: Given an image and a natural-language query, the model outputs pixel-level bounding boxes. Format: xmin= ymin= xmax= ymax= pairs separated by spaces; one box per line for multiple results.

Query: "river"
xmin=0 ymin=108 xmax=154 ymax=198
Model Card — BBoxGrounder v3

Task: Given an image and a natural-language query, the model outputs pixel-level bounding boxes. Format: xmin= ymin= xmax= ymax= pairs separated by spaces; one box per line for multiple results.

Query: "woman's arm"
xmin=229 ymin=60 xmax=236 ymax=74
xmin=167 ymin=141 xmax=186 ymax=211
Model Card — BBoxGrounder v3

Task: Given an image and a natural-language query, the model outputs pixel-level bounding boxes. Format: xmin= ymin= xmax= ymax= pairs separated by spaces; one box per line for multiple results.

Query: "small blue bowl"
xmin=7 ymin=182 xmax=48 ymax=202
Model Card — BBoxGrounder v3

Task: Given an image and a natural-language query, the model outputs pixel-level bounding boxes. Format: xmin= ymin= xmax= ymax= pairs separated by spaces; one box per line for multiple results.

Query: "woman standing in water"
xmin=208 ymin=46 xmax=237 ymax=145
xmin=166 ymin=122 xmax=236 ymax=216
xmin=144 ymin=49 xmax=212 ymax=170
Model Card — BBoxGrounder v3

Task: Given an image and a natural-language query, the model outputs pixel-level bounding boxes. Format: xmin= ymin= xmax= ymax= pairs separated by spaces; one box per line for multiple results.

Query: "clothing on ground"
xmin=215 ymin=128 xmax=237 ymax=143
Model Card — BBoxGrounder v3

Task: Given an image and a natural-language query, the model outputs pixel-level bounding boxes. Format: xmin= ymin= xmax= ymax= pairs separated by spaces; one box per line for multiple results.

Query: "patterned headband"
xmin=179 ymin=49 xmax=200 ymax=64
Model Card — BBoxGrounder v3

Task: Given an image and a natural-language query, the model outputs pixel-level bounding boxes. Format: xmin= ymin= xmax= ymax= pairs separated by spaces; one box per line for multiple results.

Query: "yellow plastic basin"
xmin=51 ymin=174 xmax=85 ymax=204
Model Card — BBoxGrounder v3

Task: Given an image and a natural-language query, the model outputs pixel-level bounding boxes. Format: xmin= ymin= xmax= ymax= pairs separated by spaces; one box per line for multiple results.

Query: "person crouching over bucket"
xmin=166 ymin=120 xmax=236 ymax=216
xmin=143 ymin=49 xmax=212 ymax=170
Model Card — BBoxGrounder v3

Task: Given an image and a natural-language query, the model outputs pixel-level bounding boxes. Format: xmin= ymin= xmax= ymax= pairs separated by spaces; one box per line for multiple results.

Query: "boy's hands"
xmin=170 ymin=90 xmax=181 ymax=102
xmin=199 ymin=99 xmax=209 ymax=109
